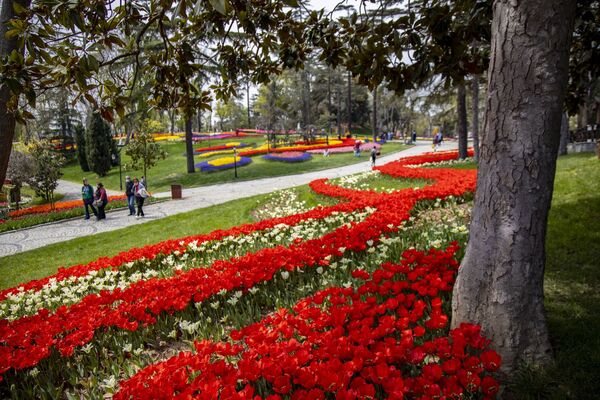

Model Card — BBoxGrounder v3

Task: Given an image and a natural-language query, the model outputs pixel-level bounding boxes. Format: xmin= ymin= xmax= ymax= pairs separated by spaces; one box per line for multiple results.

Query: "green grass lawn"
xmin=534 ymin=153 xmax=600 ymax=400
xmin=60 ymin=138 xmax=409 ymax=193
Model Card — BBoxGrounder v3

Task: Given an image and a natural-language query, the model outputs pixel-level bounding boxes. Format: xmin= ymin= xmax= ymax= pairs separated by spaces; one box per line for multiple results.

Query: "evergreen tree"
xmin=85 ymin=112 xmax=113 ymax=177
xmin=74 ymin=124 xmax=89 ymax=171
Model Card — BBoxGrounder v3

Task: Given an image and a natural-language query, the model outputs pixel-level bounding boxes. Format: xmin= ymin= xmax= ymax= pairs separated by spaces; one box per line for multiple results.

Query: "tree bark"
xmin=452 ymin=0 xmax=576 ymax=377
xmin=558 ymin=112 xmax=569 ymax=155
xmin=372 ymin=86 xmax=378 ymax=142
xmin=0 ymin=0 xmax=31 ymax=191
xmin=347 ymin=70 xmax=352 ymax=134
xmin=457 ymin=82 xmax=468 ymax=159
xmin=471 ymin=76 xmax=480 ymax=162
xmin=185 ymin=117 xmax=195 ymax=173
xmin=246 ymin=80 xmax=251 ymax=128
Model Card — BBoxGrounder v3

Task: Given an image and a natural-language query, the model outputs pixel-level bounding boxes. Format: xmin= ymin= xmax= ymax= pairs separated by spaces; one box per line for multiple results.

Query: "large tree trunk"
xmin=0 ymin=0 xmax=31 ymax=191
xmin=558 ymin=112 xmax=569 ymax=155
xmin=452 ymin=0 xmax=576 ymax=377
xmin=185 ymin=117 xmax=195 ymax=173
xmin=471 ymin=76 xmax=480 ymax=162
xmin=457 ymin=82 xmax=468 ymax=159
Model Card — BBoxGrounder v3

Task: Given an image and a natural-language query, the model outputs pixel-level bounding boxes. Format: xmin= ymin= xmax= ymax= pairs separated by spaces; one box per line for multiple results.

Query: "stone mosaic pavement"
xmin=0 ymin=141 xmax=457 ymax=257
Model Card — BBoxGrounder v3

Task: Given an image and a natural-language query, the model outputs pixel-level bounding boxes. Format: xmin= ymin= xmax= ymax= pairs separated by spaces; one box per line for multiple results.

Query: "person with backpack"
xmin=81 ymin=178 xmax=97 ymax=220
xmin=125 ymin=176 xmax=135 ymax=216
xmin=94 ymin=182 xmax=108 ymax=220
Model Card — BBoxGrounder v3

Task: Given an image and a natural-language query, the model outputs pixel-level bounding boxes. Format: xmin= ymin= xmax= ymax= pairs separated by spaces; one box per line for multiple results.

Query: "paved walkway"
xmin=0 ymin=141 xmax=457 ymax=257
xmin=56 ymin=180 xmax=121 ymax=201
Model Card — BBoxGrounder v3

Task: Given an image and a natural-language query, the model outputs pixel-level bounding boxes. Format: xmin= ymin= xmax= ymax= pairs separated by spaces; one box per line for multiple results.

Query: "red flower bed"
xmin=0 ymin=150 xmax=482 ymax=385
xmin=6 ymin=195 xmax=127 ymax=219
xmin=116 ymin=245 xmax=500 ymax=399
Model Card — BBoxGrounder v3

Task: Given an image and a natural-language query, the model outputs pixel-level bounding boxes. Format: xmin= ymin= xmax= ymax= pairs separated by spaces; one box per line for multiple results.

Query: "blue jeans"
xmin=84 ymin=200 xmax=97 ymax=219
xmin=127 ymin=194 xmax=135 ymax=215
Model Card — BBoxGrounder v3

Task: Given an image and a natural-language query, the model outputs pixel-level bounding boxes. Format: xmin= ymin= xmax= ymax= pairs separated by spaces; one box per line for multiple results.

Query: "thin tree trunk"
xmin=347 ymin=70 xmax=352 ymax=134
xmin=372 ymin=86 xmax=378 ymax=142
xmin=185 ymin=117 xmax=195 ymax=173
xmin=197 ymin=110 xmax=202 ymax=133
xmin=471 ymin=76 xmax=480 ymax=162
xmin=457 ymin=82 xmax=468 ymax=159
xmin=336 ymin=85 xmax=342 ymax=139
xmin=0 ymin=0 xmax=31 ymax=191
xmin=246 ymin=80 xmax=251 ymax=128
xmin=558 ymin=112 xmax=569 ymax=155
xmin=452 ymin=0 xmax=576 ymax=377
xmin=327 ymin=67 xmax=332 ymax=136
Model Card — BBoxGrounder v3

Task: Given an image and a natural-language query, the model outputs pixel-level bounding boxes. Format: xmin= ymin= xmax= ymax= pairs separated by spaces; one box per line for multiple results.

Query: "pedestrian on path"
xmin=133 ymin=177 xmax=146 ymax=218
xmin=81 ymin=178 xmax=97 ymax=220
xmin=94 ymin=183 xmax=108 ymax=220
xmin=125 ymin=176 xmax=135 ymax=215
xmin=371 ymin=147 xmax=377 ymax=167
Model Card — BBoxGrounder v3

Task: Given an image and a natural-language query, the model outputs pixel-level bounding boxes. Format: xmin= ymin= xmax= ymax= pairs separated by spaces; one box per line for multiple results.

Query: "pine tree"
xmin=74 ymin=124 xmax=89 ymax=171
xmin=85 ymin=111 xmax=113 ymax=177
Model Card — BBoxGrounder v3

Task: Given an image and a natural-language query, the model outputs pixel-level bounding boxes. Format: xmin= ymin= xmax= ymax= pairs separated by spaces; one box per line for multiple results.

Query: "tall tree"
xmin=471 ymin=76 xmax=480 ymax=161
xmin=452 ymin=0 xmax=577 ymax=376
xmin=457 ymin=83 xmax=468 ymax=159
xmin=86 ymin=112 xmax=113 ymax=177
xmin=0 ymin=0 xmax=31 ymax=190
xmin=74 ymin=124 xmax=89 ymax=171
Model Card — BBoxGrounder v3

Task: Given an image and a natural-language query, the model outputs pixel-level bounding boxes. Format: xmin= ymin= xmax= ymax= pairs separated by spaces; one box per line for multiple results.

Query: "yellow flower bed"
xmin=198 ymin=149 xmax=236 ymax=158
xmin=208 ymin=156 xmax=242 ymax=166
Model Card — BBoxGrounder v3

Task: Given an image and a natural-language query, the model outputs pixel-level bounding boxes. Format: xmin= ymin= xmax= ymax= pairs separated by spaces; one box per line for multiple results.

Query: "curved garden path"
xmin=0 ymin=140 xmax=458 ymax=257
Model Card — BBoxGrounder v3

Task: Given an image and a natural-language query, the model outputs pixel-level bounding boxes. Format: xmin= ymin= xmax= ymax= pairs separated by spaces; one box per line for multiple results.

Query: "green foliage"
xmin=85 ymin=112 xmax=114 ymax=177
xmin=125 ymin=120 xmax=168 ymax=184
xmin=74 ymin=124 xmax=89 ymax=171
xmin=26 ymin=140 xmax=65 ymax=202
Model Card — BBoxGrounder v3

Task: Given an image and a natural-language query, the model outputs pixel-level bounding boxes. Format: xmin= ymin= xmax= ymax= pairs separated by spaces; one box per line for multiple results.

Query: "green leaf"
xmin=208 ymin=0 xmax=228 ymax=15
xmin=283 ymin=0 xmax=299 ymax=6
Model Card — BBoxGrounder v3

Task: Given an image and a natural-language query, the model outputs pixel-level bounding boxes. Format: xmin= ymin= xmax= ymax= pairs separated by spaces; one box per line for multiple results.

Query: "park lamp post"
xmin=233 ymin=147 xmax=238 ymax=179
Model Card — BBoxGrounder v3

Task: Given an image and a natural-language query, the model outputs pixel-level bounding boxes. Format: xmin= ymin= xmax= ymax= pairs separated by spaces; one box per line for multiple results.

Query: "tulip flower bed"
xmin=7 ymin=195 xmax=126 ymax=218
xmin=116 ymin=245 xmax=501 ymax=400
xmin=195 ymin=156 xmax=253 ymax=172
xmin=308 ymin=142 xmax=381 ymax=155
xmin=194 ymin=142 xmax=250 ymax=154
xmin=0 ymin=195 xmax=133 ymax=233
xmin=238 ymin=139 xmax=350 ymax=157
xmin=0 ymin=149 xmax=495 ymax=399
xmin=262 ymin=151 xmax=313 ymax=163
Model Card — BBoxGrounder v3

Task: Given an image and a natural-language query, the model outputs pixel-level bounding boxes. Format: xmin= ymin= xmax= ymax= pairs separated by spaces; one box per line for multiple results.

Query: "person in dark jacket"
xmin=81 ymin=178 xmax=97 ymax=220
xmin=125 ymin=176 xmax=135 ymax=215
xmin=133 ymin=177 xmax=146 ymax=218
xmin=95 ymin=183 xmax=108 ymax=220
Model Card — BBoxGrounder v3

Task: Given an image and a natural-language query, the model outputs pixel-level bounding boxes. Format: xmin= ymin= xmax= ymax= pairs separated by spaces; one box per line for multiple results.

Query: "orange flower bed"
xmin=7 ymin=195 xmax=127 ymax=218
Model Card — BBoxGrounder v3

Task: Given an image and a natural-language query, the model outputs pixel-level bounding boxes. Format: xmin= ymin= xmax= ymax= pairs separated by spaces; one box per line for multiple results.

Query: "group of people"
xmin=81 ymin=176 xmax=148 ymax=221
xmin=81 ymin=179 xmax=109 ymax=221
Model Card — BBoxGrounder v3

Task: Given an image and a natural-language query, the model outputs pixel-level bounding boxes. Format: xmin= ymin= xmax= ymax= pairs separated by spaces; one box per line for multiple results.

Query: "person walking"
xmin=125 ymin=176 xmax=135 ymax=216
xmin=81 ymin=178 xmax=97 ymax=220
xmin=95 ymin=183 xmax=108 ymax=220
xmin=370 ymin=147 xmax=377 ymax=167
xmin=133 ymin=177 xmax=146 ymax=218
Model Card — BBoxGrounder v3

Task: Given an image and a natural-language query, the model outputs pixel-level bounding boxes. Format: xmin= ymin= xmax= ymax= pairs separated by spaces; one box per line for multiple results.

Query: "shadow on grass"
xmin=533 ymin=193 xmax=600 ymax=400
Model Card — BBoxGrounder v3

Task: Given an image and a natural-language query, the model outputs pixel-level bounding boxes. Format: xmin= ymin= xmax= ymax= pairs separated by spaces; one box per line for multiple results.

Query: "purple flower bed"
xmin=307 ymin=142 xmax=381 ymax=154
xmin=262 ymin=152 xmax=312 ymax=162
xmin=195 ymin=157 xmax=252 ymax=172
